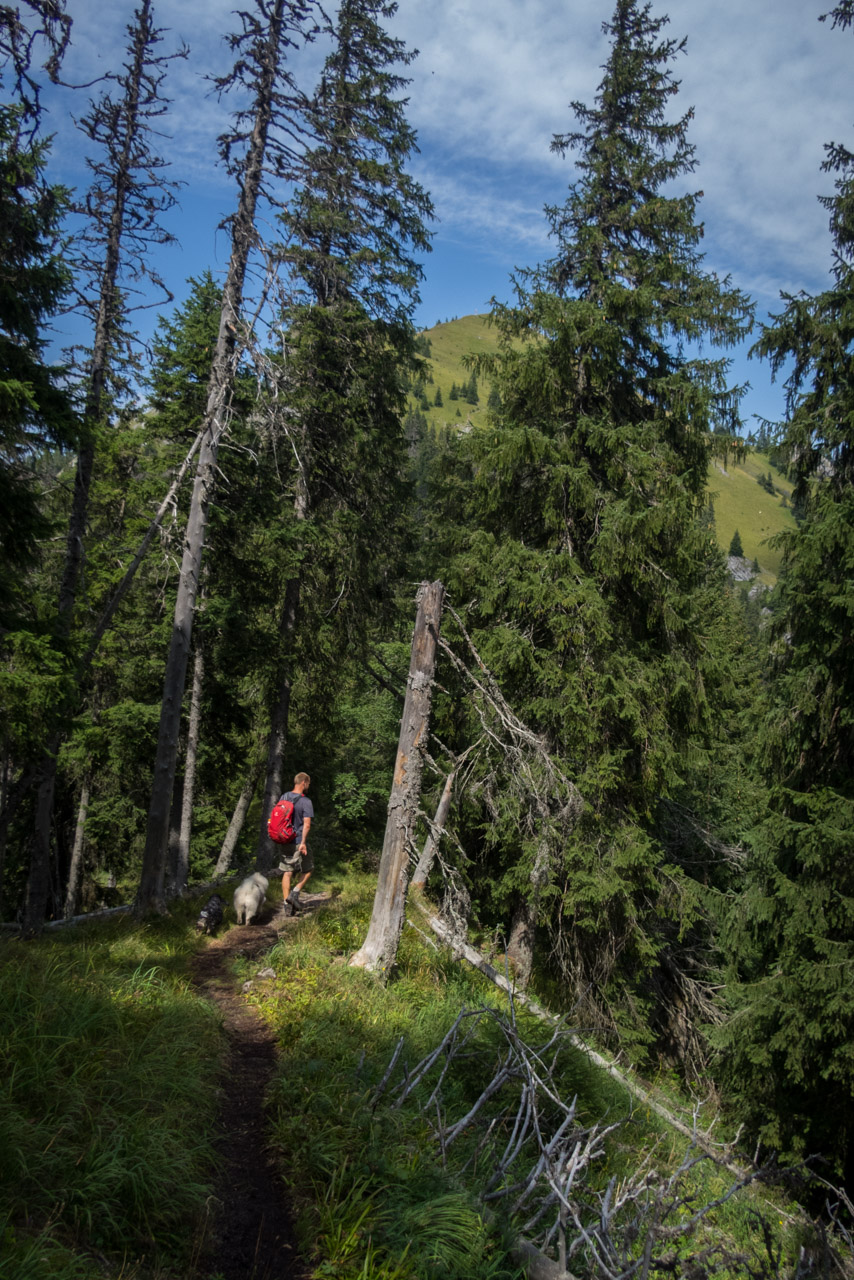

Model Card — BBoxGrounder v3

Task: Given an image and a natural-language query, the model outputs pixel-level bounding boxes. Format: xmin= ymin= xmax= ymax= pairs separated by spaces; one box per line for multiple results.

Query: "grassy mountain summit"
xmin=409 ymin=314 xmax=796 ymax=581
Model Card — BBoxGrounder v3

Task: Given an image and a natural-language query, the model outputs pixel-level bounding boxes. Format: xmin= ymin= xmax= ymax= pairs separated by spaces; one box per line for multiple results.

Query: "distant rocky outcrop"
xmin=727 ymin=555 xmax=756 ymax=582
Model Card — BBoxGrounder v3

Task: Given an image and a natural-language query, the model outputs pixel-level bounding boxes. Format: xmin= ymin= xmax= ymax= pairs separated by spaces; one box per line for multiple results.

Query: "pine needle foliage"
xmin=279 ymin=0 xmax=433 ymax=323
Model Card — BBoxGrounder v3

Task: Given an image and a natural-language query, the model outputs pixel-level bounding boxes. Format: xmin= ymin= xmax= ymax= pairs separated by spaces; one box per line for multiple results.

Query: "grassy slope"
xmin=707 ymin=450 xmax=795 ymax=581
xmin=2 ymin=866 xmax=839 ymax=1280
xmin=411 ymin=315 xmax=796 ymax=582
xmin=412 ymin=314 xmax=500 ymax=431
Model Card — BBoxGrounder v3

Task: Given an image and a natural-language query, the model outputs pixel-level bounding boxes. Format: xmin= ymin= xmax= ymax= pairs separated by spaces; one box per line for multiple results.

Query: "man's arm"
xmin=299 ymin=816 xmax=311 ymax=850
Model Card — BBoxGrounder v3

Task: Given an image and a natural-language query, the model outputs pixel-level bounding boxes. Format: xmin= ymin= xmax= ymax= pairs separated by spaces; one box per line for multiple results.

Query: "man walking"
xmin=277 ymin=772 xmax=314 ymax=915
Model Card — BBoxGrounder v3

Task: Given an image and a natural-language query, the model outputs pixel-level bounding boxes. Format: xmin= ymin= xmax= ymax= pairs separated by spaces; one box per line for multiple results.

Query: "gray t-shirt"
xmin=280 ymin=791 xmax=314 ymax=844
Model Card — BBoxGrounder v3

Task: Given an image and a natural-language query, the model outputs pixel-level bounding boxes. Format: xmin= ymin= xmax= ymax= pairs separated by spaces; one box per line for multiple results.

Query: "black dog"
xmin=196 ymin=893 xmax=225 ymax=935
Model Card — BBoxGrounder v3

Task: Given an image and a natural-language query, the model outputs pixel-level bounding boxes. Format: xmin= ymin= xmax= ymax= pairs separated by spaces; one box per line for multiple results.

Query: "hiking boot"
xmin=286 ymin=891 xmax=301 ymax=914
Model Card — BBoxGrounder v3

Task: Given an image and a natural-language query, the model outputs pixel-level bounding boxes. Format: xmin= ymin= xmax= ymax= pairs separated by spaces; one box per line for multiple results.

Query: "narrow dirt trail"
xmin=189 ymin=897 xmax=326 ymax=1280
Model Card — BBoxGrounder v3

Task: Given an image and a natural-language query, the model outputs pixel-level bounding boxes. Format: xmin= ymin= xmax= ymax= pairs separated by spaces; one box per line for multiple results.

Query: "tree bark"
xmin=506 ymin=897 xmax=535 ymax=990
xmin=350 ymin=581 xmax=444 ymax=973
xmin=215 ymin=759 xmax=262 ymax=876
xmin=63 ymin=780 xmax=90 ymax=920
xmin=137 ymin=0 xmax=289 ymax=912
xmin=411 ymin=767 xmax=455 ymax=890
xmin=256 ymin=569 xmax=302 ymax=872
xmin=24 ymin=755 xmax=56 ymax=934
xmin=165 ymin=761 xmax=184 ymax=894
xmin=175 ymin=634 xmax=204 ymax=893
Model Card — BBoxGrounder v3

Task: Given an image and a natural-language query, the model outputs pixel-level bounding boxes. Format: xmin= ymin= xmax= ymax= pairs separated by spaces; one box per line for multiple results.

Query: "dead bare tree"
xmin=214 ymin=757 xmax=264 ymax=876
xmin=174 ymin=630 xmax=204 ymax=893
xmin=429 ymin=601 xmax=585 ymax=985
xmin=62 ymin=778 xmax=89 ymax=919
xmin=350 ymin=580 xmax=444 ymax=973
xmin=0 ymin=0 xmax=71 ymax=126
xmin=412 ymin=766 xmax=456 ymax=890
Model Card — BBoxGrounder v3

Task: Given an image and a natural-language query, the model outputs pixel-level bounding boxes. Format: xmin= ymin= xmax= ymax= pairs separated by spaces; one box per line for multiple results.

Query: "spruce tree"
xmin=423 ymin=0 xmax=754 ymax=1050
xmin=250 ymin=0 xmax=432 ymax=861
xmin=718 ymin=8 xmax=854 ymax=1176
xmin=280 ymin=0 xmax=432 ymax=321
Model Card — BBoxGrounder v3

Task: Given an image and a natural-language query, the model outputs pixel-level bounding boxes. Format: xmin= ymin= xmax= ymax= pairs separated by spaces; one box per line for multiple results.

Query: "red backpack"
xmin=267 ymin=795 xmax=297 ymax=844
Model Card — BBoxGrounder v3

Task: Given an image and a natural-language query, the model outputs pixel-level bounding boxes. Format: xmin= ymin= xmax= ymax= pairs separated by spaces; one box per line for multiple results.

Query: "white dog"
xmin=233 ymin=872 xmax=269 ymax=925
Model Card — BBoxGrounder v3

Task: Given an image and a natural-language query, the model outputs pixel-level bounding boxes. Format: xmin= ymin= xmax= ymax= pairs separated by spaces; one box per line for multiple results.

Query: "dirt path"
xmin=189 ymin=896 xmax=327 ymax=1280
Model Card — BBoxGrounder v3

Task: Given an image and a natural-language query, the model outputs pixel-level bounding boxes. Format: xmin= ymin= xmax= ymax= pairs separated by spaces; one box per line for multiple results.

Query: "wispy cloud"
xmin=392 ymin=0 xmax=852 ymax=307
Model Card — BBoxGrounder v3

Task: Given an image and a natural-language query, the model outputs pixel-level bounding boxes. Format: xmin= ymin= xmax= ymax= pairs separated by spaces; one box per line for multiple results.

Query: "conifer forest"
xmin=1 ymin=1 xmax=853 ymax=1277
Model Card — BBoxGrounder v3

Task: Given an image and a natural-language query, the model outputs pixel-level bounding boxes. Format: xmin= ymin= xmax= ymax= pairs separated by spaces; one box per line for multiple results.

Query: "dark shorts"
xmin=277 ymin=846 xmax=314 ymax=876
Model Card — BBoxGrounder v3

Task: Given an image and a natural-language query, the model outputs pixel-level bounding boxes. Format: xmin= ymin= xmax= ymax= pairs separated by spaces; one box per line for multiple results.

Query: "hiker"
xmin=277 ymin=772 xmax=314 ymax=914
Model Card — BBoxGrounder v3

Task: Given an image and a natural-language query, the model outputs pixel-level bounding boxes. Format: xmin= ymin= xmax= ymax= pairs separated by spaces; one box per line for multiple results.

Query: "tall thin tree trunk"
xmin=215 ymin=759 xmax=263 ymax=876
xmin=137 ymin=0 xmax=289 ymax=913
xmin=24 ymin=761 xmax=56 ymax=933
xmin=411 ymin=768 xmax=455 ymax=890
xmin=256 ymin=564 xmax=302 ymax=872
xmin=64 ymin=780 xmax=90 ymax=920
xmin=350 ymin=581 xmax=444 ymax=973
xmin=175 ymin=636 xmax=204 ymax=893
xmin=165 ymin=767 xmax=184 ymax=894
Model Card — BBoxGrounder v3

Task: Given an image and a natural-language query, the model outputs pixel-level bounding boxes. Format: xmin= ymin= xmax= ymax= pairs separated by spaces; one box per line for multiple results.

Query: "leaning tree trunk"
xmin=174 ymin=633 xmax=204 ymax=893
xmin=411 ymin=767 xmax=455 ymax=890
xmin=22 ymin=0 xmax=186 ymax=934
xmin=63 ymin=780 xmax=90 ymax=920
xmin=23 ymin=4 xmax=150 ymax=935
xmin=137 ymin=0 xmax=287 ymax=912
xmin=215 ymin=757 xmax=263 ymax=876
xmin=350 ymin=581 xmax=444 ymax=974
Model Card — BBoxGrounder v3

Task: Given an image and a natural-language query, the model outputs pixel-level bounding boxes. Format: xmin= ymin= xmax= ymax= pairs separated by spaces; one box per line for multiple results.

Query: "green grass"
xmin=0 ymin=906 xmax=224 ymax=1278
xmin=249 ymin=871 xmax=837 ymax=1280
xmin=410 ymin=314 xmax=504 ymax=431
xmin=708 ymin=448 xmax=796 ymax=581
xmin=2 ymin=867 xmax=847 ymax=1279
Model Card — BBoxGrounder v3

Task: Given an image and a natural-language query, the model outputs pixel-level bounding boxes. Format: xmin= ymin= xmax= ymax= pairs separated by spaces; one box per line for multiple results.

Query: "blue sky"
xmin=34 ymin=0 xmax=854 ymax=431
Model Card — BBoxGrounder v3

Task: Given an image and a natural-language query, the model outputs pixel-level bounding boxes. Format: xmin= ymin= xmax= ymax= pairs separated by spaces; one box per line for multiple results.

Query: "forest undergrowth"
xmin=2 ymin=861 xmax=852 ymax=1280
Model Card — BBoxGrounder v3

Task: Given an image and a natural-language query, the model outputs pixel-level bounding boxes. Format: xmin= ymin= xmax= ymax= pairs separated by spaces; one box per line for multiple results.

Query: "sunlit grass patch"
xmin=248 ymin=870 xmax=840 ymax=1280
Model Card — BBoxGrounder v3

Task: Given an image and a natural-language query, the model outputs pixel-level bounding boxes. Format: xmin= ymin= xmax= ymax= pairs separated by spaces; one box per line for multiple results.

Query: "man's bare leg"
xmin=287 ymin=870 xmax=312 ymax=911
